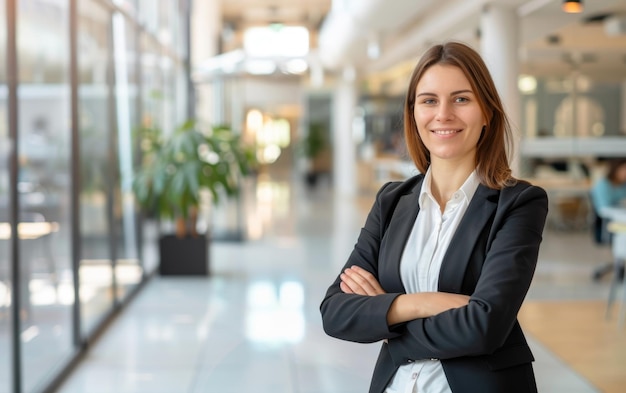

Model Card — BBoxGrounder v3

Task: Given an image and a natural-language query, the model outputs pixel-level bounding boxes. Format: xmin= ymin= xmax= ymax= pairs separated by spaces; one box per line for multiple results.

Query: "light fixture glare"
xmin=562 ymin=0 xmax=583 ymax=13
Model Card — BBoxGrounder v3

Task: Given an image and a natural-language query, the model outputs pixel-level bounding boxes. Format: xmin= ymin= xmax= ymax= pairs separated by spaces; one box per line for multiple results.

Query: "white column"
xmin=191 ymin=0 xmax=221 ymax=124
xmin=332 ymin=67 xmax=358 ymax=197
xmin=480 ymin=3 xmax=521 ymax=175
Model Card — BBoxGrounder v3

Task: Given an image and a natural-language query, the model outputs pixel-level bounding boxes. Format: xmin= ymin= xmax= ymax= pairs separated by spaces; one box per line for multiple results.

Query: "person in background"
xmin=590 ymin=158 xmax=626 ymax=216
xmin=590 ymin=158 xmax=626 ymax=281
xmin=320 ymin=41 xmax=548 ymax=393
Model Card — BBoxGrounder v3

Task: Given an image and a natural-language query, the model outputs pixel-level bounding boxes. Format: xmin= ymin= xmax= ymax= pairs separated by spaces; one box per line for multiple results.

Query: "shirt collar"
xmin=419 ymin=168 xmax=481 ymax=209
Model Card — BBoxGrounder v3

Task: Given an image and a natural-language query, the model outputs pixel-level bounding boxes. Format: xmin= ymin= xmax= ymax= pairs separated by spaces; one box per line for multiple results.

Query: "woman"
xmin=320 ymin=42 xmax=548 ymax=393
xmin=589 ymin=158 xmax=626 ymax=280
xmin=590 ymin=158 xmax=626 ymax=216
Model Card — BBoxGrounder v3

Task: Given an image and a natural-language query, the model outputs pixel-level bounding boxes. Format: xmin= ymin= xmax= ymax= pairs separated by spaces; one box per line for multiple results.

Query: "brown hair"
xmin=607 ymin=158 xmax=626 ymax=185
xmin=403 ymin=41 xmax=515 ymax=189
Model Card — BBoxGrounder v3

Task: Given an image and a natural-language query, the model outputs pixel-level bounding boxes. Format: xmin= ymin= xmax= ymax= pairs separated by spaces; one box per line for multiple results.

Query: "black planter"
xmin=158 ymin=234 xmax=209 ymax=276
xmin=305 ymin=172 xmax=318 ymax=188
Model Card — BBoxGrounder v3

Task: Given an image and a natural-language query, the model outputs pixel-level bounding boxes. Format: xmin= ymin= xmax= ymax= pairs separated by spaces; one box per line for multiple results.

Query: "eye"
xmin=454 ymin=96 xmax=469 ymax=103
xmin=422 ymin=98 xmax=437 ymax=105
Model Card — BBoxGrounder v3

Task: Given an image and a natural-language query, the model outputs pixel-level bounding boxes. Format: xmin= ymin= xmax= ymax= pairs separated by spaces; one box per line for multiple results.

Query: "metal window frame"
xmin=3 ymin=0 xmax=191 ymax=391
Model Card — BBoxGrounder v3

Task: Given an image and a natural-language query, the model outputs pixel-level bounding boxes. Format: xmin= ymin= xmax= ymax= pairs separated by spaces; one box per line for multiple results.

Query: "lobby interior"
xmin=2 ymin=0 xmax=626 ymax=392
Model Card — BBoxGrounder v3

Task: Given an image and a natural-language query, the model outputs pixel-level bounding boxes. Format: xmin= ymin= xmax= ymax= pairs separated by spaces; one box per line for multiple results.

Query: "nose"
xmin=435 ymin=102 xmax=454 ymax=121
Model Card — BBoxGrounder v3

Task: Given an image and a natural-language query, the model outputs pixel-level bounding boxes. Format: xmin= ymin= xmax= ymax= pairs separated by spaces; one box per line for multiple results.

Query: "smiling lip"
xmin=431 ymin=129 xmax=461 ymax=135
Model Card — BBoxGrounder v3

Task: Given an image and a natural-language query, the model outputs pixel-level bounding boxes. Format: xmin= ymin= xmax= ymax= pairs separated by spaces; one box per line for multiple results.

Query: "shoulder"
xmin=498 ymin=179 xmax=548 ymax=208
xmin=369 ymin=175 xmax=424 ymax=218
xmin=503 ymin=178 xmax=547 ymax=196
xmin=487 ymin=180 xmax=549 ymax=232
xmin=376 ymin=174 xmax=424 ymax=201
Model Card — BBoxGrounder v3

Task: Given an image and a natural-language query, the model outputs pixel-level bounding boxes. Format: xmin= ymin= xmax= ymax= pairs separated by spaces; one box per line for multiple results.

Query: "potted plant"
xmin=133 ymin=119 xmax=254 ymax=275
xmin=298 ymin=121 xmax=329 ymax=188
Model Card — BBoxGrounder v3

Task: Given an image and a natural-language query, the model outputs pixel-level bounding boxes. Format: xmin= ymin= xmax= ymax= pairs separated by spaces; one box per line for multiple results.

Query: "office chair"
xmin=590 ymin=200 xmax=625 ymax=281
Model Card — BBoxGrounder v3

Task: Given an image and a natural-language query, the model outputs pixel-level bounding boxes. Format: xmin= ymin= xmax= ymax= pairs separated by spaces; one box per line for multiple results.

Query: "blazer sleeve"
xmin=320 ymin=182 xmax=406 ymax=343
xmin=387 ymin=184 xmax=548 ymax=362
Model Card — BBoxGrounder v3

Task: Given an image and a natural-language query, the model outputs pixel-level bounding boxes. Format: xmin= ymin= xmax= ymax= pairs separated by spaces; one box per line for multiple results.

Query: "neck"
xmin=429 ymin=160 xmax=475 ymax=207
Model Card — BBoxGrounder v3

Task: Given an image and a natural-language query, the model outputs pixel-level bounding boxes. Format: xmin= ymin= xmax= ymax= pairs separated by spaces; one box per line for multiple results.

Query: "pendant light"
xmin=562 ymin=0 xmax=583 ymax=13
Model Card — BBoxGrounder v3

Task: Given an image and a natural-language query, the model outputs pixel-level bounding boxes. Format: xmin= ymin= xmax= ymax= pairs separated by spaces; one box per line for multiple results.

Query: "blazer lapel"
xmin=380 ymin=182 xmax=422 ymax=293
xmin=438 ymin=184 xmax=499 ymax=293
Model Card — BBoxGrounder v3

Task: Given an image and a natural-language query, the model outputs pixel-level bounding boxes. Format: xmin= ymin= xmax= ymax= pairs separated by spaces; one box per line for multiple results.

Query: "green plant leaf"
xmin=132 ymin=120 xmax=256 ymax=226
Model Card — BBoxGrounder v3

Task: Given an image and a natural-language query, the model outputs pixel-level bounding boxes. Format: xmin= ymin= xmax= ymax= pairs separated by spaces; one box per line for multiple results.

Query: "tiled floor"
xmin=53 ymin=172 xmax=617 ymax=393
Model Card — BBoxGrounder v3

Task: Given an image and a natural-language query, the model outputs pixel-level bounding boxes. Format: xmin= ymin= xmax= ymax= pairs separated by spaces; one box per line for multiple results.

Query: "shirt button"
xmin=412 ymin=372 xmax=418 ymax=379
xmin=430 ymin=358 xmax=438 ymax=361
xmin=407 ymin=359 xmax=413 ymax=363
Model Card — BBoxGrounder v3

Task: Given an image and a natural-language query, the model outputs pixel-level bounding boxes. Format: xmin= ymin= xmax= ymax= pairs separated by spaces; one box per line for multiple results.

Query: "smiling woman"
xmin=412 ymin=64 xmax=486 ymax=201
xmin=320 ymin=41 xmax=549 ymax=393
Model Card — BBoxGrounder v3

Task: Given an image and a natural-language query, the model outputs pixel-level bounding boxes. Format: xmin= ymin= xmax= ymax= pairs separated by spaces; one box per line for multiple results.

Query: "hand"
xmin=340 ymin=265 xmax=386 ymax=296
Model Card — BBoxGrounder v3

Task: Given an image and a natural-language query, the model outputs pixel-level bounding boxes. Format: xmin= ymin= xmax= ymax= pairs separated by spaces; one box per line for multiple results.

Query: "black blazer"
xmin=320 ymin=174 xmax=548 ymax=393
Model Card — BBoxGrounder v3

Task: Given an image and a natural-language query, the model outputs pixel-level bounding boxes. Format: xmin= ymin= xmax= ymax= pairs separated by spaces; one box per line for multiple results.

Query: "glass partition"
xmin=0 ymin=0 xmax=11 ymax=390
xmin=139 ymin=32 xmax=164 ymax=275
xmin=112 ymin=12 xmax=142 ymax=301
xmin=0 ymin=0 xmax=189 ymax=390
xmin=77 ymin=0 xmax=115 ymax=335
xmin=16 ymin=0 xmax=74 ymax=390
xmin=519 ymin=73 xmax=626 ymax=179
xmin=520 ymin=75 xmax=620 ymax=139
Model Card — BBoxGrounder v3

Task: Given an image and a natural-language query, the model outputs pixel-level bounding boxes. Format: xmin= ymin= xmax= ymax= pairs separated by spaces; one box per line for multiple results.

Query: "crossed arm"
xmin=340 ymin=265 xmax=470 ymax=325
xmin=322 ymin=183 xmax=548 ymax=361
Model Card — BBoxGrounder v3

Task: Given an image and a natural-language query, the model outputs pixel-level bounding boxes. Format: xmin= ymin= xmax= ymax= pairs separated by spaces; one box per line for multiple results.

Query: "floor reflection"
xmin=50 ymin=172 xmax=609 ymax=393
xmin=246 ymin=280 xmax=305 ymax=345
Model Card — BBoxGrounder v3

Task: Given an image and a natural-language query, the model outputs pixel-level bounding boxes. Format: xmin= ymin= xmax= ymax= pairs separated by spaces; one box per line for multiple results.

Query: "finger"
xmin=349 ymin=266 xmax=380 ymax=287
xmin=343 ymin=270 xmax=370 ymax=294
xmin=344 ymin=269 xmax=377 ymax=296
xmin=348 ymin=266 xmax=385 ymax=295
xmin=340 ymin=272 xmax=367 ymax=295
xmin=339 ymin=274 xmax=365 ymax=295
xmin=340 ymin=281 xmax=353 ymax=294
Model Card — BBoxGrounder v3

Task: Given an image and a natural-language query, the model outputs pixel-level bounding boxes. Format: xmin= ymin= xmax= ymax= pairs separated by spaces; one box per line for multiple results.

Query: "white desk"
xmin=601 ymin=207 xmax=626 ymax=328
xmin=0 ymin=221 xmax=59 ymax=240
xmin=599 ymin=206 xmax=626 ymax=223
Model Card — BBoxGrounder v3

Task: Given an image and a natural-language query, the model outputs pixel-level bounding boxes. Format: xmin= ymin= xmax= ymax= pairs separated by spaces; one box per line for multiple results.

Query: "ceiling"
xmin=212 ymin=0 xmax=626 ymax=90
xmin=219 ymin=0 xmax=331 ymax=53
xmin=220 ymin=0 xmax=330 ymax=29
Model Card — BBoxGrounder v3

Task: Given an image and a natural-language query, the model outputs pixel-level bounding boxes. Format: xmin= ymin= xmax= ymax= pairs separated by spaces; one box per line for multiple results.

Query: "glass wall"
xmin=16 ymin=0 xmax=75 ymax=391
xmin=520 ymin=75 xmax=622 ymax=139
xmin=77 ymin=0 xmax=115 ymax=337
xmin=138 ymin=33 xmax=163 ymax=275
xmin=111 ymin=11 xmax=141 ymax=301
xmin=0 ymin=0 xmax=189 ymax=391
xmin=0 ymin=0 xmax=11 ymax=390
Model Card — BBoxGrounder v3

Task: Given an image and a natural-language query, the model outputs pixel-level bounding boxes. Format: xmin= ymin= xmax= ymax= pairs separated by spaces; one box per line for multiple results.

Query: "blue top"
xmin=590 ymin=177 xmax=626 ymax=213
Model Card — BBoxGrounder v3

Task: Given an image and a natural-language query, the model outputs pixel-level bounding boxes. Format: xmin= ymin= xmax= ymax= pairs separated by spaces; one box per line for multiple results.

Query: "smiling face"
xmin=413 ymin=64 xmax=486 ymax=170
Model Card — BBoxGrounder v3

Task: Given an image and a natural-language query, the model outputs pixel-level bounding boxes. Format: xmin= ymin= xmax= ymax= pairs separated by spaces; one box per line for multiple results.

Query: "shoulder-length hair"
xmin=403 ymin=41 xmax=515 ymax=189
xmin=607 ymin=158 xmax=626 ymax=185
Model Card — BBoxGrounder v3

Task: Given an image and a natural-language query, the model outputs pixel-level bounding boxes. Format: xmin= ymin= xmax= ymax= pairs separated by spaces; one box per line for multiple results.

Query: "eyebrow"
xmin=416 ymin=89 xmax=474 ymax=97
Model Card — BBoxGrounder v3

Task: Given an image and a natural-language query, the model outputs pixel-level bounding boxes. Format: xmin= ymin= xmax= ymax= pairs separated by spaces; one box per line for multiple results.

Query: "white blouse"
xmin=385 ymin=169 xmax=480 ymax=393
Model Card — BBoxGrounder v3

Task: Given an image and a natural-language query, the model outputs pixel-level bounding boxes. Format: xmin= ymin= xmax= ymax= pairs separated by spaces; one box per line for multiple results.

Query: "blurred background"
xmin=1 ymin=0 xmax=626 ymax=392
